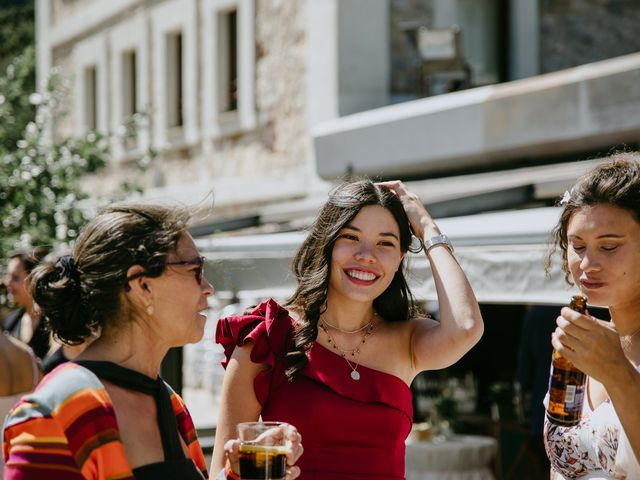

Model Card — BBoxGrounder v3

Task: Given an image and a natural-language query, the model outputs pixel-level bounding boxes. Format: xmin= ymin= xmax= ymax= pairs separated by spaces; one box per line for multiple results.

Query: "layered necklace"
xmin=319 ymin=312 xmax=377 ymax=381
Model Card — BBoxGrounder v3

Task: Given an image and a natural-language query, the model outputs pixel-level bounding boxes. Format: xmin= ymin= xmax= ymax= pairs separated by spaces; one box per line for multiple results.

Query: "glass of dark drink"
xmin=237 ymin=421 xmax=290 ymax=480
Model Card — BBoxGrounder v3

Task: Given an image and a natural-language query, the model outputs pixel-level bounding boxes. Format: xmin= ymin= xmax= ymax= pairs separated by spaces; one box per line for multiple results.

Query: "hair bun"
xmin=55 ymin=255 xmax=81 ymax=292
xmin=31 ymin=254 xmax=92 ymax=344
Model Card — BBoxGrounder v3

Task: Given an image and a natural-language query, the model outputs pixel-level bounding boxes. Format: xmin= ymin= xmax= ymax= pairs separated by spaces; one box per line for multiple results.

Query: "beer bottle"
xmin=546 ymin=295 xmax=587 ymax=426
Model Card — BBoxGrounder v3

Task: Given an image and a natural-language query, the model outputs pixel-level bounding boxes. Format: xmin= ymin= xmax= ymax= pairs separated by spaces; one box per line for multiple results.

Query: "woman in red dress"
xmin=213 ymin=180 xmax=484 ymax=479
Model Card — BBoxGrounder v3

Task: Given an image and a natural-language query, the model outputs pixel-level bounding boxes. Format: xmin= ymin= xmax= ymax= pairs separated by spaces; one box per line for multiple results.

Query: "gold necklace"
xmin=319 ymin=319 xmax=375 ymax=380
xmin=320 ymin=317 xmax=373 ymax=334
xmin=620 ymin=325 xmax=640 ymax=355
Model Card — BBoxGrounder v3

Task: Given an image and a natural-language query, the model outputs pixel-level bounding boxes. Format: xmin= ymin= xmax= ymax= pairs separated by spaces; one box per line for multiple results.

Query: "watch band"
xmin=424 ymin=233 xmax=454 ymax=253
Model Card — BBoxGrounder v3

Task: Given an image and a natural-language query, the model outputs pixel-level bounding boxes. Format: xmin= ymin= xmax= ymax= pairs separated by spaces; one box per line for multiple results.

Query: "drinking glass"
xmin=237 ymin=421 xmax=290 ymax=480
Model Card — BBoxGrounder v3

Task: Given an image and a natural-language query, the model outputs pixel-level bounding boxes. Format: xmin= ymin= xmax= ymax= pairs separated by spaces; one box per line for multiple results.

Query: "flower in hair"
xmin=560 ymin=190 xmax=572 ymax=205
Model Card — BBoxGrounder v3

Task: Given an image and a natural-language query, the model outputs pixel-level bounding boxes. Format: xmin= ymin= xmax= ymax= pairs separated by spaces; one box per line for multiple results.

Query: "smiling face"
xmin=567 ymin=204 xmax=640 ymax=309
xmin=327 ymin=205 xmax=405 ymax=305
xmin=5 ymin=257 xmax=29 ymax=307
xmin=148 ymin=233 xmax=214 ymax=346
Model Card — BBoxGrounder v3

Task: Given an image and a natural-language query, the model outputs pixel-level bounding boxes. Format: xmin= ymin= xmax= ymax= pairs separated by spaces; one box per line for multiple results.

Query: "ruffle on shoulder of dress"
xmin=215 ymin=299 xmax=294 ymax=404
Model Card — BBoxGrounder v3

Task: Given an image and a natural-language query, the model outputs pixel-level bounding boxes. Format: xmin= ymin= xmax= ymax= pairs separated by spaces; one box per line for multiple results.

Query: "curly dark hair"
xmin=29 ymin=204 xmax=190 ymax=344
xmin=547 ymin=151 xmax=640 ymax=285
xmin=284 ymin=180 xmax=418 ymax=380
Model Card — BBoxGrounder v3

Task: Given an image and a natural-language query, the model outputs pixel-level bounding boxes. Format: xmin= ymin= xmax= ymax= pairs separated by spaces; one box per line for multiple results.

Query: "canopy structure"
xmin=197 ymin=207 xmax=579 ymax=306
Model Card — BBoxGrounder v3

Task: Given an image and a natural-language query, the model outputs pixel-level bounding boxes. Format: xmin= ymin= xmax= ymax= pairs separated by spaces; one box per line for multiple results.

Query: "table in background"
xmin=405 ymin=434 xmax=498 ymax=480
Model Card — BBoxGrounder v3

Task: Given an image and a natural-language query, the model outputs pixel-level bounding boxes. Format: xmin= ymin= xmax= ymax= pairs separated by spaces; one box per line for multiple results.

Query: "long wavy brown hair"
xmin=284 ymin=180 xmax=418 ymax=380
xmin=546 ymin=151 xmax=640 ymax=284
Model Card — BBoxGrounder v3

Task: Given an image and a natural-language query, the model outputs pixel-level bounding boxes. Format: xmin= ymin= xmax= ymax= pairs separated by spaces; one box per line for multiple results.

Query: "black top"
xmin=3 ymin=308 xmax=51 ymax=359
xmin=42 ymin=347 xmax=69 ymax=374
xmin=73 ymin=360 xmax=205 ymax=480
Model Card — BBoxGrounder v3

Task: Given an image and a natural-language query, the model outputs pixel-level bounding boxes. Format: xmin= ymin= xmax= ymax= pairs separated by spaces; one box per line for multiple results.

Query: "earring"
xmin=146 ymin=304 xmax=154 ymax=316
xmin=409 ymin=235 xmax=424 ymax=253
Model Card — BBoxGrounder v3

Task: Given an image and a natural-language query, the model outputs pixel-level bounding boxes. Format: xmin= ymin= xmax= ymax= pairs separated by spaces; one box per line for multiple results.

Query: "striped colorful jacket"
xmin=2 ymin=362 xmax=209 ymax=479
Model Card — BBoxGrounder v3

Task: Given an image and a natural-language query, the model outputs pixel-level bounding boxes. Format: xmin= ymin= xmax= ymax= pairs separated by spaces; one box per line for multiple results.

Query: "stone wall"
xmin=540 ymin=0 xmax=640 ymax=73
xmin=51 ymin=0 xmax=102 ymax=25
xmin=206 ymin=0 xmax=307 ymax=179
xmin=45 ymin=0 xmax=309 ymax=204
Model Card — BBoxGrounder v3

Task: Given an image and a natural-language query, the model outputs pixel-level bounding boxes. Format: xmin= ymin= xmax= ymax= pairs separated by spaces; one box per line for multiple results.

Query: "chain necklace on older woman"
xmin=319 ymin=313 xmax=377 ymax=381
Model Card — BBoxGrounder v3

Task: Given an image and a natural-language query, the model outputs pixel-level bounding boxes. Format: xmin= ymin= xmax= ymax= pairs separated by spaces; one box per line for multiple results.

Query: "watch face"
xmin=425 ymin=234 xmax=453 ymax=253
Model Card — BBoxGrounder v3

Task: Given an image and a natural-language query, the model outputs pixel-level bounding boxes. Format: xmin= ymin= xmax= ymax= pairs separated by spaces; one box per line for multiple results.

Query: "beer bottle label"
xmin=565 ymin=385 xmax=576 ymax=403
xmin=564 ymin=384 xmax=584 ymax=413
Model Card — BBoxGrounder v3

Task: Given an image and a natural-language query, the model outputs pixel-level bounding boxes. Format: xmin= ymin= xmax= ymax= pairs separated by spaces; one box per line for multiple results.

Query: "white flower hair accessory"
xmin=560 ymin=189 xmax=572 ymax=205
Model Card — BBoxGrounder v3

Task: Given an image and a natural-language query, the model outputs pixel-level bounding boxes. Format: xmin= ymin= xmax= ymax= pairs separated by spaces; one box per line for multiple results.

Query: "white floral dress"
xmin=543 ymin=378 xmax=640 ymax=479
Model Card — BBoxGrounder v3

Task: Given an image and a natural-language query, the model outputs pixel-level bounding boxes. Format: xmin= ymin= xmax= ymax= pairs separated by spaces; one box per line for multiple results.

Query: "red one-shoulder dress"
xmin=216 ymin=299 xmax=413 ymax=480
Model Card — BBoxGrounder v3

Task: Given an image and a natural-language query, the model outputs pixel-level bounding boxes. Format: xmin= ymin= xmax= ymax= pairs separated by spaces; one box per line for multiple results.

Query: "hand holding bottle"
xmin=552 ymin=305 xmax=629 ymax=386
xmin=547 ymin=296 xmax=588 ymax=426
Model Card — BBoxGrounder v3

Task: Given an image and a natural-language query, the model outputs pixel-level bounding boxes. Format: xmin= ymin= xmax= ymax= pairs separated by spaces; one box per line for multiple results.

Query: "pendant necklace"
xmin=620 ymin=324 xmax=640 ymax=357
xmin=319 ymin=314 xmax=376 ymax=381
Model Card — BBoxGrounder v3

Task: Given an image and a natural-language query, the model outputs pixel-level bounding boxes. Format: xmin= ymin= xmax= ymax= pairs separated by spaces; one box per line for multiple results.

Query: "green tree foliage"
xmin=0 ymin=10 xmax=149 ymax=264
xmin=0 ymin=45 xmax=36 ymax=152
xmin=0 ymin=0 xmax=34 ymax=72
xmin=0 ymin=47 xmax=109 ymax=260
xmin=0 ymin=1 xmax=153 ymax=315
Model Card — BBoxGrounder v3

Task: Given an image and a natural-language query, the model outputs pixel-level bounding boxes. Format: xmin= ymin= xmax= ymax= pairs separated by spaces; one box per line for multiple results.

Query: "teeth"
xmin=347 ymin=270 xmax=376 ymax=281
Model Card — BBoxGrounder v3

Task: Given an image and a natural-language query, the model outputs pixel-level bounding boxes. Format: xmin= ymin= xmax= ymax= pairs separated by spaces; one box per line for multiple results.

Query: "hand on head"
xmin=376 ymin=181 xmax=434 ymax=239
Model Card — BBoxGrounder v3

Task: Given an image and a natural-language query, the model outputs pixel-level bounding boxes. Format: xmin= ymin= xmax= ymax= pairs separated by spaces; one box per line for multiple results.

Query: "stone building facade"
xmin=540 ymin=0 xmax=640 ymax=74
xmin=36 ymin=0 xmax=394 ymax=223
xmin=36 ymin=0 xmax=640 ymax=217
xmin=38 ymin=0 xmax=313 ymax=218
xmin=391 ymin=0 xmax=640 ymax=98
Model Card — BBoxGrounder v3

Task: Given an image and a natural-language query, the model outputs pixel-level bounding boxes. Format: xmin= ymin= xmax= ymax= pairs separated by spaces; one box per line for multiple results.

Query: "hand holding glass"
xmin=237 ymin=422 xmax=292 ymax=480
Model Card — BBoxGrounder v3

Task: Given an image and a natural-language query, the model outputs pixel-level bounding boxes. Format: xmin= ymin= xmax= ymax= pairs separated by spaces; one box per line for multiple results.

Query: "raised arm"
xmin=378 ymin=181 xmax=484 ymax=373
xmin=211 ymin=343 xmax=263 ymax=474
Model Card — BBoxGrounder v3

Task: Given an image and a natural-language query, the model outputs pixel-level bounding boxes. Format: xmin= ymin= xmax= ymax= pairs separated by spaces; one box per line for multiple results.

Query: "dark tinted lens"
xmin=195 ymin=265 xmax=203 ymax=284
xmin=195 ymin=257 xmax=205 ymax=284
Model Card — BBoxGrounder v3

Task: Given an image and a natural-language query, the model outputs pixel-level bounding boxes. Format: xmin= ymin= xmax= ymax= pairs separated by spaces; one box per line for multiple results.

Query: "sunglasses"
xmin=125 ymin=256 xmax=206 ymax=290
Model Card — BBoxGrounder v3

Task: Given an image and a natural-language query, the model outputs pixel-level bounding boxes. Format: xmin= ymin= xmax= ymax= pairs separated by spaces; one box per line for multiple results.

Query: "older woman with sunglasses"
xmin=3 ymin=204 xmax=215 ymax=479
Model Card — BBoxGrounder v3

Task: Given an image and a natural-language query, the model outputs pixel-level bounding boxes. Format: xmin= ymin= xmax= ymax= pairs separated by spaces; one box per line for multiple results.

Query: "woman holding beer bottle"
xmin=544 ymin=151 xmax=640 ymax=479
xmin=213 ymin=180 xmax=484 ymax=479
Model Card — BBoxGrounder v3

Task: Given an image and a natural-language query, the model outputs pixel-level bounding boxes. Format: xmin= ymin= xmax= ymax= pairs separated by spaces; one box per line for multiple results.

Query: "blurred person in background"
xmin=3 ymin=248 xmax=50 ymax=359
xmin=0 ymin=332 xmax=40 ymax=479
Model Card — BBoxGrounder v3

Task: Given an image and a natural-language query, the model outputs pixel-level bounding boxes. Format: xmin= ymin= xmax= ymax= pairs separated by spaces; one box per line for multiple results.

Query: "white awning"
xmin=197 ymin=207 xmax=579 ymax=305
xmin=312 ymin=53 xmax=640 ymax=179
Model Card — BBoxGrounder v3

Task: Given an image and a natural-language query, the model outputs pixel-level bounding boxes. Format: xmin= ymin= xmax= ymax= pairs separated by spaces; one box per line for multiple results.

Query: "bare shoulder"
xmin=408 ymin=315 xmax=439 ymax=332
xmin=0 ymin=333 xmax=38 ymax=394
xmin=369 ymin=318 xmax=438 ymax=384
xmin=0 ymin=332 xmax=35 ymax=365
